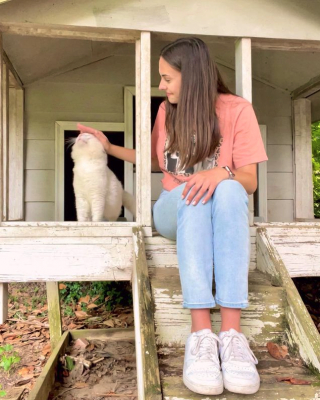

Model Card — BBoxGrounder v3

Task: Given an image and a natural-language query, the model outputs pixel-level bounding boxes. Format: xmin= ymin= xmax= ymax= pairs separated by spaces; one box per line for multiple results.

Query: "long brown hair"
xmin=160 ymin=37 xmax=232 ymax=170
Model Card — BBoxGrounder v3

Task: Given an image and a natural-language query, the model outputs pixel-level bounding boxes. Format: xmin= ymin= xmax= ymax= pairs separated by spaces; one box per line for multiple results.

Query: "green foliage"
xmin=312 ymin=121 xmax=320 ymax=218
xmin=60 ymin=281 xmax=132 ymax=315
xmin=0 ymin=384 xmax=6 ymax=398
xmin=65 ymin=356 xmax=74 ymax=371
xmin=0 ymin=344 xmax=20 ymax=372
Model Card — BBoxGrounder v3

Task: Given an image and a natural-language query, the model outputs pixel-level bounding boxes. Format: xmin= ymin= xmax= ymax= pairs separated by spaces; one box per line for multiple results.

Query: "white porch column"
xmin=293 ymin=98 xmax=314 ymax=219
xmin=135 ymin=32 xmax=151 ymax=227
xmin=235 ymin=38 xmax=254 ymax=225
xmin=0 ymin=32 xmax=8 ymax=324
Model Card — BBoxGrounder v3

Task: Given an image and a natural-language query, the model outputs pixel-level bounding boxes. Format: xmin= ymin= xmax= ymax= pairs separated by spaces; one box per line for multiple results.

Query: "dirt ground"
xmin=0 ymin=283 xmax=134 ymax=400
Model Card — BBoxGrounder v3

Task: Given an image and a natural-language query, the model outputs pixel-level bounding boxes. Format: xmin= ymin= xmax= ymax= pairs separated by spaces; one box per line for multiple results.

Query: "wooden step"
xmin=146 ymin=231 xmax=257 ymax=270
xmin=150 ymin=267 xmax=286 ymax=347
xmin=159 ymin=345 xmax=319 ymax=400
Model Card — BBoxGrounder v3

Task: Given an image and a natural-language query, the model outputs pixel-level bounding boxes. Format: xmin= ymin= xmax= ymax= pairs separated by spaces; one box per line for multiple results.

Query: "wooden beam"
xmin=136 ymin=32 xmax=151 ymax=226
xmin=235 ymin=38 xmax=254 ymax=225
xmin=291 ymin=73 xmax=320 ymax=99
xmin=132 ymin=227 xmax=161 ymax=400
xmin=0 ymin=238 xmax=133 ymax=282
xmin=293 ymin=99 xmax=314 ymax=219
xmin=3 ymin=51 xmax=23 ymax=88
xmin=252 ymin=38 xmax=320 ymax=52
xmin=0 ymin=22 xmax=140 ymax=43
xmin=46 ymin=282 xmax=62 ymax=350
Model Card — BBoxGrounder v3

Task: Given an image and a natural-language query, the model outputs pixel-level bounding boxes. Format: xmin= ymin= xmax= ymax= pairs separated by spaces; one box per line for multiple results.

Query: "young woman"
xmin=78 ymin=37 xmax=268 ymax=396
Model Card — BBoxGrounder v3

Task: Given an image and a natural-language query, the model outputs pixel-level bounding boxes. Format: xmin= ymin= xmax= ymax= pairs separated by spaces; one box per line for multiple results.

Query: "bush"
xmin=59 ymin=281 xmax=132 ymax=313
xmin=312 ymin=121 xmax=320 ymax=218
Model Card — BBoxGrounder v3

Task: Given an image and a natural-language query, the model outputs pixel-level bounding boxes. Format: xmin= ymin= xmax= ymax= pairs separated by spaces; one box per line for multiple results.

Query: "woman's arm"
xmin=77 ymin=123 xmax=136 ymax=164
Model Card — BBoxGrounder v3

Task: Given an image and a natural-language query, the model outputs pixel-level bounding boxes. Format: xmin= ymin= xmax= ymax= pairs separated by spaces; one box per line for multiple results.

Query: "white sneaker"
xmin=219 ymin=329 xmax=260 ymax=394
xmin=183 ymin=329 xmax=223 ymax=395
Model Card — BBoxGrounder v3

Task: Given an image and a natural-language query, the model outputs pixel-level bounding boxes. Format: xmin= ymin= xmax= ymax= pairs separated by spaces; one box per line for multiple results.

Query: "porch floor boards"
xmin=158 ymin=345 xmax=319 ymax=400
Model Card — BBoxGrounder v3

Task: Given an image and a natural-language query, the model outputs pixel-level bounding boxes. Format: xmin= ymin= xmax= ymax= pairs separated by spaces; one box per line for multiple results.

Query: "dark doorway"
xmin=64 ymin=130 xmax=125 ymax=221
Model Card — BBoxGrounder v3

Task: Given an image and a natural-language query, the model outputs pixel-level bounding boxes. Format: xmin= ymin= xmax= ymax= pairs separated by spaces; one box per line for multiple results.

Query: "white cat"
xmin=70 ymin=133 xmax=135 ymax=222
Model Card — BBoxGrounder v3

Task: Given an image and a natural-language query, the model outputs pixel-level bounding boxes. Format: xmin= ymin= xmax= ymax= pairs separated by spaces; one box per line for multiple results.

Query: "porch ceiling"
xmin=2 ymin=31 xmax=320 ymax=121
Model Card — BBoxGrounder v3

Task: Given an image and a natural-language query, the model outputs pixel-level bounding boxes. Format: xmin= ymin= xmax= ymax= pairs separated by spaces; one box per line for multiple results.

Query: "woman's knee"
xmin=213 ymin=179 xmax=249 ymax=207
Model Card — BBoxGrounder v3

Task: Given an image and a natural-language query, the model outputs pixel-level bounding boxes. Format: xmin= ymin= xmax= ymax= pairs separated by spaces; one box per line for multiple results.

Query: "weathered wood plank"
xmin=70 ymin=327 xmax=135 ymax=341
xmin=0 ymin=241 xmax=133 ymax=282
xmin=259 ymin=227 xmax=320 ymax=277
xmin=150 ymin=267 xmax=286 ymax=347
xmin=146 ymin=243 xmax=257 ymax=270
xmin=0 ymin=22 xmax=140 ymax=43
xmin=132 ymin=227 xmax=162 ymax=400
xmin=0 ymin=223 xmax=152 ymax=237
xmin=256 ymin=228 xmax=320 ymax=373
xmin=28 ymin=331 xmax=70 ymax=400
xmin=293 ymin=99 xmax=314 ymax=220
xmin=46 ymin=282 xmax=62 ymax=350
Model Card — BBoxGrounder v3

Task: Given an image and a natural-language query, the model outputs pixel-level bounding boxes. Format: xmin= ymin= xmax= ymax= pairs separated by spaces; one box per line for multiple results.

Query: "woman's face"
xmin=158 ymin=57 xmax=181 ymax=104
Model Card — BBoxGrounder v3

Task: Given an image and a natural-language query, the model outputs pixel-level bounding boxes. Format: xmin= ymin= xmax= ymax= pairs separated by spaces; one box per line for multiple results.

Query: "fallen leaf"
xmin=67 ymin=323 xmax=77 ymax=330
xmin=90 ymin=295 xmax=100 ymax=303
xmin=79 ymin=295 xmax=90 ymax=304
xmin=41 ymin=343 xmax=51 ymax=356
xmin=87 ymin=303 xmax=98 ymax=309
xmin=276 ymin=376 xmax=311 ymax=385
xmin=0 ymin=334 xmax=3 ymax=342
xmin=18 ymin=367 xmax=30 ymax=376
xmin=103 ymin=319 xmax=114 ymax=328
xmin=74 ymin=338 xmax=89 ymax=349
xmin=59 ymin=283 xmax=67 ymax=290
xmin=74 ymin=381 xmax=88 ymax=388
xmin=267 ymin=342 xmax=288 ymax=360
xmin=75 ymin=311 xmax=88 ymax=319
xmin=87 ymin=343 xmax=94 ymax=352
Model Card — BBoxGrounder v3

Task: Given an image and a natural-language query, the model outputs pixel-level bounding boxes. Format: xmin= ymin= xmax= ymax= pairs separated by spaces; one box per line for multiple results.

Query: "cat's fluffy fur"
xmin=70 ymin=133 xmax=135 ymax=222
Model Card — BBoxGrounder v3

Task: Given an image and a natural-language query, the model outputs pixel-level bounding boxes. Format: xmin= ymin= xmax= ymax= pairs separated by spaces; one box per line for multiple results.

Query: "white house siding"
xmin=24 ymin=42 xmax=294 ymax=222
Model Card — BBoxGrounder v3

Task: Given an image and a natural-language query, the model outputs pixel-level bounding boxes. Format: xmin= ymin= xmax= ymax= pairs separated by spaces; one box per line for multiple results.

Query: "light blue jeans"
xmin=153 ymin=180 xmax=250 ymax=309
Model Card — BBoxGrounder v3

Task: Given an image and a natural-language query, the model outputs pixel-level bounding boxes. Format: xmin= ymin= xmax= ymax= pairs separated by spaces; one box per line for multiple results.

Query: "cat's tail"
xmin=122 ymin=191 xmax=136 ymax=219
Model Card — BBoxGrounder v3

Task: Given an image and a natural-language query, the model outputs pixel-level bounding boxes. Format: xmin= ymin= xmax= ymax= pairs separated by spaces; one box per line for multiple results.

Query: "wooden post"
xmin=0 ymin=32 xmax=8 ymax=324
xmin=132 ymin=227 xmax=161 ymax=400
xmin=293 ymin=99 xmax=314 ymax=220
xmin=2 ymin=62 xmax=8 ymax=220
xmin=8 ymin=87 xmax=24 ymax=221
xmin=235 ymin=38 xmax=255 ymax=225
xmin=46 ymin=282 xmax=62 ymax=350
xmin=135 ymin=32 xmax=151 ymax=227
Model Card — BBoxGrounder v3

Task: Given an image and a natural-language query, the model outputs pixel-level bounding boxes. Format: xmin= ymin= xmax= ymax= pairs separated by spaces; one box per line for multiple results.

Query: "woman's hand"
xmin=181 ymin=167 xmax=229 ymax=205
xmin=77 ymin=123 xmax=111 ymax=153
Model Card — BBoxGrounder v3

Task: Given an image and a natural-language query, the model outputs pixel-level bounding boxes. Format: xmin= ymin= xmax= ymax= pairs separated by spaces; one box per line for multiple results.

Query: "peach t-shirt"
xmin=151 ymin=93 xmax=268 ymax=191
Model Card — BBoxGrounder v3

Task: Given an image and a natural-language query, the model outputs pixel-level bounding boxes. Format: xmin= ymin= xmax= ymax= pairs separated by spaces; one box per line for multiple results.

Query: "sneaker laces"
xmin=191 ymin=332 xmax=221 ymax=366
xmin=220 ymin=332 xmax=258 ymax=365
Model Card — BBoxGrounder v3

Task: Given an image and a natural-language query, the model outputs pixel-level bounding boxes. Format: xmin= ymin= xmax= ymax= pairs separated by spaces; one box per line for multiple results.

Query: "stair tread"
xmin=159 ymin=346 xmax=319 ymax=399
xmin=150 ymin=267 xmax=286 ymax=346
